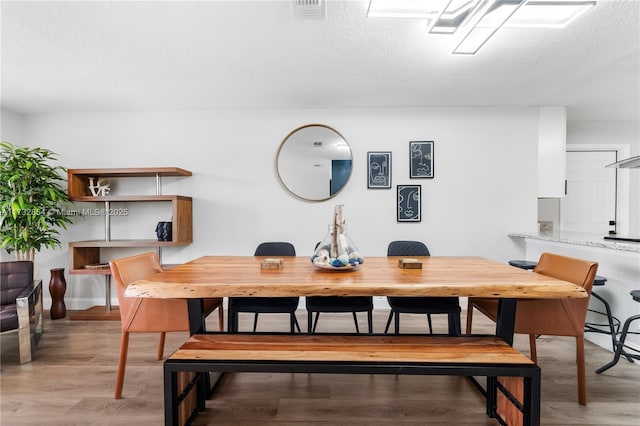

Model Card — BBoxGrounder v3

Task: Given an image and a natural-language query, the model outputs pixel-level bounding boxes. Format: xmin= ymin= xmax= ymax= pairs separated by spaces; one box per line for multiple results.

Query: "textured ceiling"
xmin=1 ymin=1 xmax=639 ymax=122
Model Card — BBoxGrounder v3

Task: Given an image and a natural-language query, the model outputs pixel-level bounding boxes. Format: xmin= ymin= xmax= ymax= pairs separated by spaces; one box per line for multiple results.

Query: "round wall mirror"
xmin=276 ymin=124 xmax=353 ymax=201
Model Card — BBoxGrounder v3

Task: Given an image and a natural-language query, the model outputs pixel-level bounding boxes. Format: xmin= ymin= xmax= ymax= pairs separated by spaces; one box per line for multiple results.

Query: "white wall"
xmin=0 ymin=108 xmax=26 ymax=147
xmin=1 ymin=108 xmax=27 ymax=263
xmin=19 ymin=107 xmax=540 ymax=308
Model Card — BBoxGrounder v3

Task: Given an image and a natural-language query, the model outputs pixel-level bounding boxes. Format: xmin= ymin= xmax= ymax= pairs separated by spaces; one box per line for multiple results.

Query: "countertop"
xmin=508 ymin=231 xmax=640 ymax=253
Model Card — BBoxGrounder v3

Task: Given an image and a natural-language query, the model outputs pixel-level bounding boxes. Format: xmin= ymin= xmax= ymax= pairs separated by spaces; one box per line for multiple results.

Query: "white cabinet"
xmin=538 ymin=106 xmax=567 ymax=198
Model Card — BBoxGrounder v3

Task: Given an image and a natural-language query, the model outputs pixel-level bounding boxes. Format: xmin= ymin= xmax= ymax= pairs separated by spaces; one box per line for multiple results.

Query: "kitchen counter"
xmin=508 ymin=231 xmax=640 ymax=253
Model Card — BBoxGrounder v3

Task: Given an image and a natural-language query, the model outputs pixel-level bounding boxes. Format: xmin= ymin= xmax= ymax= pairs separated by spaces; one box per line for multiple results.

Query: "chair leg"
xmin=115 ymin=332 xmax=130 ymax=399
xmin=307 ymin=310 xmax=313 ymax=334
xmin=427 ymin=313 xmax=433 ymax=334
xmin=395 ymin=311 xmax=400 ymax=334
xmin=217 ymin=304 xmax=224 ymax=332
xmin=367 ymin=309 xmax=373 ymax=334
xmin=576 ymin=336 xmax=587 ymax=405
xmin=596 ymin=313 xmax=640 ymax=374
xmin=290 ymin=312 xmax=302 ymax=334
xmin=312 ymin=312 xmax=320 ymax=333
xmin=293 ymin=314 xmax=301 ymax=333
xmin=157 ymin=332 xmax=166 ymax=360
xmin=465 ymin=300 xmax=474 ymax=334
xmin=352 ymin=312 xmax=360 ymax=334
xmin=588 ymin=292 xmax=620 ymax=353
xmin=253 ymin=313 xmax=259 ymax=332
xmin=384 ymin=311 xmax=394 ymax=334
xmin=528 ymin=334 xmax=538 ymax=364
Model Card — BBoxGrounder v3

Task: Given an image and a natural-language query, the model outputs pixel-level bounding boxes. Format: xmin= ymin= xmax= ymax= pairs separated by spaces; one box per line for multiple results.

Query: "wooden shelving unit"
xmin=67 ymin=167 xmax=192 ymax=319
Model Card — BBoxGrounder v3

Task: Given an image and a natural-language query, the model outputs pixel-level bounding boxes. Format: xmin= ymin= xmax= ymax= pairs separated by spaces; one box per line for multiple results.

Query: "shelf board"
xmin=70 ymin=239 xmax=191 ymax=247
xmin=70 ymin=268 xmax=112 ymax=275
xmin=67 ymin=167 xmax=191 ymax=177
xmin=69 ymin=195 xmax=191 ymax=202
xmin=70 ymin=264 xmax=179 ymax=275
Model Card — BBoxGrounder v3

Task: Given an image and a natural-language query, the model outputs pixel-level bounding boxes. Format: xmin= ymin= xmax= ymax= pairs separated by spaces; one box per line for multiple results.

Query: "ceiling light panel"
xmin=430 ymin=0 xmax=483 ymax=33
xmin=367 ymin=0 xmax=450 ymax=19
xmin=452 ymin=0 xmax=525 ymax=54
xmin=505 ymin=1 xmax=596 ymax=28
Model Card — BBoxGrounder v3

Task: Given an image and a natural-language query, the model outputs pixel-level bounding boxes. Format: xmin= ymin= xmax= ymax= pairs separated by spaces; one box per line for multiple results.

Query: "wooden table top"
xmin=125 ymin=256 xmax=588 ymax=300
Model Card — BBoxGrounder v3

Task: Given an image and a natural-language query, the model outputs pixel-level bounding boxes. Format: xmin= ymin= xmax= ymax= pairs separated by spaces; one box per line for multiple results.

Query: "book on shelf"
xmin=84 ymin=263 xmax=110 ymax=270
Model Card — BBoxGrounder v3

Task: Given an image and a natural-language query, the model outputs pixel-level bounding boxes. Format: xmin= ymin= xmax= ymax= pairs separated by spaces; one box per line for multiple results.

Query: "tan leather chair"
xmin=466 ymin=252 xmax=598 ymax=405
xmin=110 ymin=252 xmax=223 ymax=399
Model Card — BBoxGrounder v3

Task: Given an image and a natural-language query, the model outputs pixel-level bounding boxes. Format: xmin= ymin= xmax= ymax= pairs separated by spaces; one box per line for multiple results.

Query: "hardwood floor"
xmin=1 ymin=309 xmax=638 ymax=425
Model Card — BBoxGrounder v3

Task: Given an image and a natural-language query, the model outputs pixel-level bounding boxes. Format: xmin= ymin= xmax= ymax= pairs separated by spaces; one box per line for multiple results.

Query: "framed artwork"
xmin=397 ymin=185 xmax=421 ymax=222
xmin=367 ymin=151 xmax=392 ymax=189
xmin=409 ymin=141 xmax=434 ymax=178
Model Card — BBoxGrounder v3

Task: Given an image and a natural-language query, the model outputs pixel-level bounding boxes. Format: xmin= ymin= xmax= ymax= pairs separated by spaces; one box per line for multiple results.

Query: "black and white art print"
xmin=397 ymin=185 xmax=421 ymax=222
xmin=409 ymin=141 xmax=434 ymax=178
xmin=367 ymin=151 xmax=392 ymax=189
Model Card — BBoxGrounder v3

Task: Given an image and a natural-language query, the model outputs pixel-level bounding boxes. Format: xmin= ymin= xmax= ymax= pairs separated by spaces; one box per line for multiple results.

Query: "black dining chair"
xmin=305 ymin=242 xmax=373 ymax=333
xmin=228 ymin=242 xmax=301 ymax=333
xmin=385 ymin=240 xmax=461 ymax=335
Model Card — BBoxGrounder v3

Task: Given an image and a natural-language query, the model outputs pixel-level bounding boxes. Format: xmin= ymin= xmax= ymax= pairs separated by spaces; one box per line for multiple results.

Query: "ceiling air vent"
xmin=292 ymin=0 xmax=326 ymax=19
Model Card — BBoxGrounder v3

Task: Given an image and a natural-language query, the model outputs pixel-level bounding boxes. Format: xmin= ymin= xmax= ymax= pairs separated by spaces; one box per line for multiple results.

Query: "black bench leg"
xmin=485 ymin=371 xmax=541 ymax=426
xmin=485 ymin=376 xmax=497 ymax=419
xmin=523 ymin=372 xmax=541 ymax=426
xmin=164 ymin=366 xmax=178 ymax=426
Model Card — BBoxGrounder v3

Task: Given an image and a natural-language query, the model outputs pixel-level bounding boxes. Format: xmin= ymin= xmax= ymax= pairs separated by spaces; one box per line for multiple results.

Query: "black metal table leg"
xmin=495 ymin=298 xmax=517 ymax=346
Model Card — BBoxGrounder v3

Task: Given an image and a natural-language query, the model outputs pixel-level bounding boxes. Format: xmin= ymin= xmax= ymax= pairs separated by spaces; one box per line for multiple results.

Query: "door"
xmin=561 ymin=151 xmax=617 ymax=234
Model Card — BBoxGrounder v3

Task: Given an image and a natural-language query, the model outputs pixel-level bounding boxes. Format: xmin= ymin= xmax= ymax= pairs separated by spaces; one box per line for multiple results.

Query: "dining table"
xmin=125 ymin=255 xmax=589 ymax=426
xmin=125 ymin=255 xmax=589 ymax=343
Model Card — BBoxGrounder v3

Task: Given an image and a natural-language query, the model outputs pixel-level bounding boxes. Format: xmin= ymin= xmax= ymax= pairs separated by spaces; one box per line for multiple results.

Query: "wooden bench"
xmin=164 ymin=334 xmax=540 ymax=426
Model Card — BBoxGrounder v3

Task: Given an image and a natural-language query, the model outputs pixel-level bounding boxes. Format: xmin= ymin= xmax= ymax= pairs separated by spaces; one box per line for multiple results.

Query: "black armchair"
xmin=385 ymin=241 xmax=461 ymax=335
xmin=228 ymin=242 xmax=301 ymax=333
xmin=1 ymin=261 xmax=44 ymax=363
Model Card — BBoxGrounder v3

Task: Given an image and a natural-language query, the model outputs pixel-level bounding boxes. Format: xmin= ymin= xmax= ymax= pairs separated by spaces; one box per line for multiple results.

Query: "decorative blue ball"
xmin=331 ymin=259 xmax=344 ymax=267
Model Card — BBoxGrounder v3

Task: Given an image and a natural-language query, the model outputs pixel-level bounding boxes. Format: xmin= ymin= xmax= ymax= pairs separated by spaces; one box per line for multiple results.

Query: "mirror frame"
xmin=276 ymin=123 xmax=353 ymax=202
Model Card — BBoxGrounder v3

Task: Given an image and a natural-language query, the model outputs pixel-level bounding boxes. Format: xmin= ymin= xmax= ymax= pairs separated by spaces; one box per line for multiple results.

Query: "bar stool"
xmin=596 ymin=290 xmax=640 ymax=373
xmin=584 ymin=276 xmax=621 ymax=352
xmin=508 ymin=260 xmax=537 ymax=270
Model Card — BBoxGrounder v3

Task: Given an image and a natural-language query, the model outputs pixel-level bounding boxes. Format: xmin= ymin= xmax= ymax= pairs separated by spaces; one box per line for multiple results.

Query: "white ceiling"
xmin=2 ymin=1 xmax=639 ymax=122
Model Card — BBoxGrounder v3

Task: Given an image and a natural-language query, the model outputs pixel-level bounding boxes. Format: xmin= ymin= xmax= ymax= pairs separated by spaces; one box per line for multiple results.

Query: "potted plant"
xmin=1 ymin=142 xmax=73 ymax=319
xmin=0 ymin=142 xmax=72 ymax=261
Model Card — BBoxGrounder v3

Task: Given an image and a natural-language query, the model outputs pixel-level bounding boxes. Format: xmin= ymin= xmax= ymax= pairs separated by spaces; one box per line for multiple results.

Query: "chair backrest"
xmin=514 ymin=252 xmax=598 ymax=336
xmin=533 ymin=252 xmax=598 ymax=295
xmin=255 ymin=242 xmax=296 ymax=256
xmin=387 ymin=241 xmax=430 ymax=257
xmin=110 ymin=252 xmax=189 ymax=333
xmin=0 ymin=261 xmax=33 ymax=306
